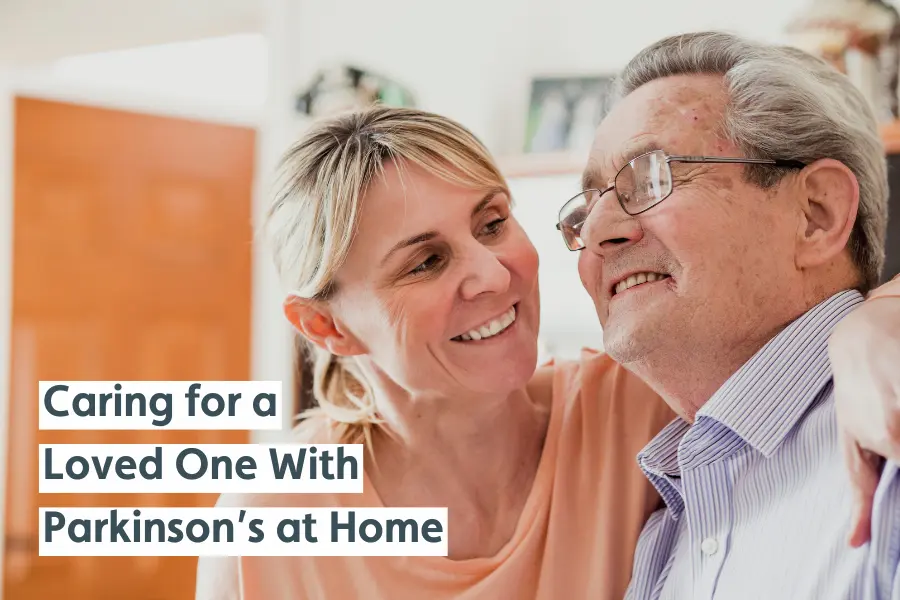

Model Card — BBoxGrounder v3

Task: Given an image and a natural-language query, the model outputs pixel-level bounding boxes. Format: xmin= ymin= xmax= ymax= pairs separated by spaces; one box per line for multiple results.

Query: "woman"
xmin=196 ymin=106 xmax=900 ymax=600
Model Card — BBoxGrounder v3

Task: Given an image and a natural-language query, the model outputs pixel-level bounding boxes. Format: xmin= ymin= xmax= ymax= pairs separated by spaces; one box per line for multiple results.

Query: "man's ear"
xmin=283 ymin=296 xmax=366 ymax=357
xmin=794 ymin=158 xmax=859 ymax=270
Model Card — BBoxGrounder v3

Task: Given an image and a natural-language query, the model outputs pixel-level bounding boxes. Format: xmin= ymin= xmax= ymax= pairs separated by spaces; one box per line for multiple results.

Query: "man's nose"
xmin=459 ymin=244 xmax=511 ymax=300
xmin=581 ymin=189 xmax=643 ymax=256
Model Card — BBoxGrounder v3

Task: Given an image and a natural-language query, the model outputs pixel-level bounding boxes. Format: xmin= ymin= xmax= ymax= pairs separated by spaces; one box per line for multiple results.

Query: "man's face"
xmin=578 ymin=74 xmax=803 ymax=368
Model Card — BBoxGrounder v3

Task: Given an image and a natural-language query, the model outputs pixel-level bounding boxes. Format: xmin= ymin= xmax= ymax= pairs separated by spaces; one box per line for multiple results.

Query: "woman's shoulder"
xmin=213 ymin=416 xmax=347 ymax=511
xmin=535 ymin=348 xmax=674 ymax=428
xmin=529 ymin=348 xmax=622 ymax=396
xmin=526 ymin=351 xmax=604 ymax=404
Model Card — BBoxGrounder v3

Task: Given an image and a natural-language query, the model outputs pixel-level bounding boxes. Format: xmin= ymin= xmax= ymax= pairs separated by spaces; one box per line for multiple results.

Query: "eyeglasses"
xmin=555 ymin=149 xmax=806 ymax=251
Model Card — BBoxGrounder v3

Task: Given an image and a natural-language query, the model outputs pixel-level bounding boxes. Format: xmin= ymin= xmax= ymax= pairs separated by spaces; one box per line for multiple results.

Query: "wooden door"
xmin=5 ymin=97 xmax=255 ymax=600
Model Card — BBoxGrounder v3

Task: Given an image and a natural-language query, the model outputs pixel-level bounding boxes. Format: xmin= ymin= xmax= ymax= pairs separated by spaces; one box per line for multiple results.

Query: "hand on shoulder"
xmin=829 ymin=275 xmax=900 ymax=547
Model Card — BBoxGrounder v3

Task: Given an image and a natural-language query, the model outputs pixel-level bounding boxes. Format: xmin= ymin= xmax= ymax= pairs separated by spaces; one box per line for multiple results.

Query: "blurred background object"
xmin=0 ymin=1 xmax=899 ymax=599
xmin=786 ymin=0 xmax=900 ymax=121
xmin=524 ymin=76 xmax=615 ymax=154
xmin=295 ymin=64 xmax=416 ymax=118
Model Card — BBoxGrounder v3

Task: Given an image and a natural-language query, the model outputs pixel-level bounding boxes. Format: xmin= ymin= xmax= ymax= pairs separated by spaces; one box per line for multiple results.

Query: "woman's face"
xmin=329 ymin=160 xmax=540 ymax=397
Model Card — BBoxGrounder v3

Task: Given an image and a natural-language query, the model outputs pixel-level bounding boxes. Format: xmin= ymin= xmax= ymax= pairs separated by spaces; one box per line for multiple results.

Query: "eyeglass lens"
xmin=558 ymin=151 xmax=674 ymax=250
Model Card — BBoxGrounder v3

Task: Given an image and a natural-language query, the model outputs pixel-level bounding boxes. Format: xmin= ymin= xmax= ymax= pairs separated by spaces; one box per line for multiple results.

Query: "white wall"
xmin=251 ymin=0 xmax=309 ymax=440
xmin=0 ymin=0 xmax=262 ymax=65
xmin=508 ymin=173 xmax=605 ymax=358
xmin=286 ymin=0 xmax=815 ymax=155
xmin=11 ymin=34 xmax=267 ymax=128
xmin=284 ymin=0 xmax=534 ymax=153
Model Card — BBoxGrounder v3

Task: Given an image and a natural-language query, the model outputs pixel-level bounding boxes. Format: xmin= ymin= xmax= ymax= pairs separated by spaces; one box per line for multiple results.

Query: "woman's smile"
xmin=451 ymin=304 xmax=517 ymax=342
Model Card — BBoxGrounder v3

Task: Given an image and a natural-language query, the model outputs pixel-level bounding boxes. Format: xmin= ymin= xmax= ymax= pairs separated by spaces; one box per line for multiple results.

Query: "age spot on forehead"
xmin=654 ymin=84 xmax=732 ymax=155
xmin=654 ymin=77 xmax=727 ymax=121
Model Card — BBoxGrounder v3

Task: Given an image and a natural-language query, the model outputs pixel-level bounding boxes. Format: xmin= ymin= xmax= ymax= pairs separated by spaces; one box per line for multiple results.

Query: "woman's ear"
xmin=283 ymin=296 xmax=365 ymax=357
xmin=794 ymin=158 xmax=859 ymax=271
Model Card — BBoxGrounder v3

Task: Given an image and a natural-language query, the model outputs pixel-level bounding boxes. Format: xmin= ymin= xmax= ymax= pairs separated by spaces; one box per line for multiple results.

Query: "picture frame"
xmin=523 ymin=75 xmax=616 ymax=154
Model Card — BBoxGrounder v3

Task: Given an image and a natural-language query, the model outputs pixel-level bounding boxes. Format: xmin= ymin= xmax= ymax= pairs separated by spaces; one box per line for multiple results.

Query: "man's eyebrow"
xmin=379 ymin=189 xmax=505 ymax=267
xmin=581 ymin=142 xmax=663 ymax=190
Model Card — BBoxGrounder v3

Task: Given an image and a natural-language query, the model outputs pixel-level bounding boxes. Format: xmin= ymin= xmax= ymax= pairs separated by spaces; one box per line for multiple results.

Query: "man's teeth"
xmin=614 ymin=272 xmax=668 ymax=295
xmin=456 ymin=306 xmax=516 ymax=342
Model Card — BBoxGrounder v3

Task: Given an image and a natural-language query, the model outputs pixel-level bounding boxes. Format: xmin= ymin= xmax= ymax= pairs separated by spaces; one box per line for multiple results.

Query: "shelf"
xmin=496 ymin=152 xmax=585 ymax=179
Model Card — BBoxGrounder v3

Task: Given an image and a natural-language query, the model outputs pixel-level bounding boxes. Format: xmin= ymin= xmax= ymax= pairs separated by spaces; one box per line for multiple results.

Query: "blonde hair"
xmin=264 ymin=105 xmax=509 ymax=444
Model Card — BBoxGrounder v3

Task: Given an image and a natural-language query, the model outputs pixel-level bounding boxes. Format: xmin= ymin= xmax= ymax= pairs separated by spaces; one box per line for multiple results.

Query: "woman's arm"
xmin=828 ymin=274 xmax=900 ymax=547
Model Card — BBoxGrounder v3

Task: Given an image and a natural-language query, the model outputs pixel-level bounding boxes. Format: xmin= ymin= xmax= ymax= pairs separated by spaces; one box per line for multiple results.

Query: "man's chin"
xmin=602 ymin=325 xmax=650 ymax=365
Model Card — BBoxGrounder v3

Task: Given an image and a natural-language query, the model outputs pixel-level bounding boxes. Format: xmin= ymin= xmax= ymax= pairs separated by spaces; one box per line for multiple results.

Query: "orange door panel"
xmin=6 ymin=97 xmax=255 ymax=600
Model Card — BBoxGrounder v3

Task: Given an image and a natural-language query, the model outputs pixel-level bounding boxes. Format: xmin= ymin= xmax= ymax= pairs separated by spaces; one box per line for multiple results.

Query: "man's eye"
xmin=408 ymin=254 xmax=443 ymax=276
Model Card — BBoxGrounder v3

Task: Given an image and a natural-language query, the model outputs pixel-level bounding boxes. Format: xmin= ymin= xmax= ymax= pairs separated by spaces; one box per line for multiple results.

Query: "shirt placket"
xmin=683 ymin=459 xmax=732 ymax=600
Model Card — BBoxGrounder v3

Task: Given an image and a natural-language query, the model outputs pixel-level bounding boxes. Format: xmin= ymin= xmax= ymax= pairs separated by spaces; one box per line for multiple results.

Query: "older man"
xmin=557 ymin=31 xmax=900 ymax=598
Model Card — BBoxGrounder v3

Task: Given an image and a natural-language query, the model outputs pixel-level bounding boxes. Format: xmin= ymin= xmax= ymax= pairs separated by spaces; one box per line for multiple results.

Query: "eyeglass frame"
xmin=555 ymin=150 xmax=807 ymax=251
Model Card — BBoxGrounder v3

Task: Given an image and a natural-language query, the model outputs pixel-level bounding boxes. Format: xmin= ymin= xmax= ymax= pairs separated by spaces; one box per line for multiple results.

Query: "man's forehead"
xmin=585 ymin=75 xmax=728 ymax=181
xmin=599 ymin=76 xmax=726 ymax=146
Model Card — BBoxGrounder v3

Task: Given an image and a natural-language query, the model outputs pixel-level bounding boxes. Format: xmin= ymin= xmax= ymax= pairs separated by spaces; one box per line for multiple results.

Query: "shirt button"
xmin=701 ymin=537 xmax=719 ymax=556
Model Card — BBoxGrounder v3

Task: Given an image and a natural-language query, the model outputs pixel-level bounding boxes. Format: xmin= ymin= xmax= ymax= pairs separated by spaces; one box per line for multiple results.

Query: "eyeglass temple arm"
xmin=668 ymin=155 xmax=806 ymax=169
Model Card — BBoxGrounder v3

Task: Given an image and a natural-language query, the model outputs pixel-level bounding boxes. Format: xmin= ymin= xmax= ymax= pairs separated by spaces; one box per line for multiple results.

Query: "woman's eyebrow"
xmin=379 ymin=189 xmax=505 ymax=267
xmin=380 ymin=231 xmax=437 ymax=267
xmin=471 ymin=189 xmax=503 ymax=216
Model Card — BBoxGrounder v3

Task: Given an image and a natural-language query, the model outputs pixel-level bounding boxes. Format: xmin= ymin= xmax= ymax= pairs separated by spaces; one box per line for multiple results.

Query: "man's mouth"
xmin=451 ymin=305 xmax=517 ymax=342
xmin=612 ymin=272 xmax=671 ymax=296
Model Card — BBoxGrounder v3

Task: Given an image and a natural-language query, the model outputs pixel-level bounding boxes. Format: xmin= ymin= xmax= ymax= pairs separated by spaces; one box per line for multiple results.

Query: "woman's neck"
xmin=363 ymin=372 xmax=552 ymax=559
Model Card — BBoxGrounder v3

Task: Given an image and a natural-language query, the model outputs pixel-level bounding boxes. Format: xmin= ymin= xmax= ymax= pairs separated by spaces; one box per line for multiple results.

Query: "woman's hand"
xmin=829 ymin=276 xmax=900 ymax=548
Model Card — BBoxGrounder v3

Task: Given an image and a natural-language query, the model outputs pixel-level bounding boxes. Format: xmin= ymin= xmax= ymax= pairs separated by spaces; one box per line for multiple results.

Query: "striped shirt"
xmin=625 ymin=290 xmax=900 ymax=600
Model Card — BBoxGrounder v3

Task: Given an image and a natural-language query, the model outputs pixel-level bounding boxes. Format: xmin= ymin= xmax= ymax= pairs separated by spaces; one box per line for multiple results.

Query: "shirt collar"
xmin=637 ymin=289 xmax=864 ymax=512
xmin=698 ymin=289 xmax=862 ymax=457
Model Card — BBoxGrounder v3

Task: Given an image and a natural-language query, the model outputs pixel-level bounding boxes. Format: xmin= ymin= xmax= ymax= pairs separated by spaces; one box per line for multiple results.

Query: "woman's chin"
xmin=459 ymin=347 xmax=539 ymax=395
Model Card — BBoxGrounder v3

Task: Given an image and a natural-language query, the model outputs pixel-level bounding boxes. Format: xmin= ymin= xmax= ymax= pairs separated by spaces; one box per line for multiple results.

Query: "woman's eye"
xmin=481 ymin=217 xmax=508 ymax=237
xmin=408 ymin=254 xmax=443 ymax=276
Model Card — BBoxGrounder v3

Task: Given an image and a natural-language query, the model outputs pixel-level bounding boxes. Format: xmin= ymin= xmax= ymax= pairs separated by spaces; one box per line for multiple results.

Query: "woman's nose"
xmin=459 ymin=245 xmax=511 ymax=300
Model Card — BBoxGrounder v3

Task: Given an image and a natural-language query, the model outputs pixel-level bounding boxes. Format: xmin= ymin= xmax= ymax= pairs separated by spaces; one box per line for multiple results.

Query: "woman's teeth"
xmin=454 ymin=306 xmax=516 ymax=342
xmin=614 ymin=272 xmax=669 ymax=295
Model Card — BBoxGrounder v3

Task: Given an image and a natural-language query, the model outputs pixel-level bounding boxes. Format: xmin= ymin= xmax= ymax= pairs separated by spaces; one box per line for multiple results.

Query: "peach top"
xmin=195 ymin=349 xmax=675 ymax=600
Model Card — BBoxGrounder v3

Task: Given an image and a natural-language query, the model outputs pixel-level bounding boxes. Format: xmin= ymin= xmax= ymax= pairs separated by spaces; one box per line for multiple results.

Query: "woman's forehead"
xmin=348 ymin=163 xmax=503 ymax=260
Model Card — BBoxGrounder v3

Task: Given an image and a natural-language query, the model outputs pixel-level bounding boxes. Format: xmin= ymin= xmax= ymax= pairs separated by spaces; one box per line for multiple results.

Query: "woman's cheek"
xmin=505 ymin=226 xmax=540 ymax=280
xmin=386 ymin=279 xmax=454 ymax=342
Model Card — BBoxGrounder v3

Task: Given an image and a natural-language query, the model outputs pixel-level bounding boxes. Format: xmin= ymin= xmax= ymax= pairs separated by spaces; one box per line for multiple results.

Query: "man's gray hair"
xmin=614 ymin=31 xmax=888 ymax=292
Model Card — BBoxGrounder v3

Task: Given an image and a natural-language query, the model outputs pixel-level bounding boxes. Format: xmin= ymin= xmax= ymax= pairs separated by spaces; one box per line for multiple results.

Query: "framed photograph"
xmin=523 ymin=75 xmax=616 ymax=154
